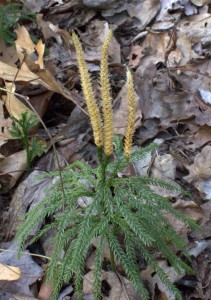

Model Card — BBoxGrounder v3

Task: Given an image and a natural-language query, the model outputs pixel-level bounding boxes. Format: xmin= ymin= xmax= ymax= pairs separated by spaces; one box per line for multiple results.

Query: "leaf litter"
xmin=0 ymin=0 xmax=211 ymax=299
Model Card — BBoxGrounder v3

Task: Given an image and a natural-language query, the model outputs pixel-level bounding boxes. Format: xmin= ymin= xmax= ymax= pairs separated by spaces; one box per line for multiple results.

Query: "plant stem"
xmin=0 ymin=248 xmax=53 ymax=261
xmin=97 ymin=149 xmax=117 ymax=273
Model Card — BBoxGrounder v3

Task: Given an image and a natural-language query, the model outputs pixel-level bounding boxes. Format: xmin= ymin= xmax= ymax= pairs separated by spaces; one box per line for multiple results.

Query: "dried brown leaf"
xmin=83 ymin=270 xmax=140 ymax=300
xmin=15 ymin=25 xmax=44 ymax=70
xmin=185 ymin=145 xmax=211 ymax=183
xmin=0 ymin=263 xmax=21 ymax=281
xmin=0 ymin=100 xmax=13 ymax=141
xmin=0 ymin=150 xmax=27 ymax=193
xmin=2 ymin=82 xmax=29 ymax=119
xmin=0 ymin=61 xmax=42 ymax=84
xmin=113 ymin=82 xmax=141 ymax=135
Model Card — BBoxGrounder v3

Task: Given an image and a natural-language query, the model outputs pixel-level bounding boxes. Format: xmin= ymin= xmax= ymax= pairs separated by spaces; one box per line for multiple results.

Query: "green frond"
xmin=101 ymin=186 xmax=113 ymax=215
xmin=74 ymin=272 xmax=84 ymax=300
xmin=137 ymin=176 xmax=186 ymax=195
xmin=93 ymin=237 xmax=104 ymax=300
xmin=130 ymin=142 xmax=158 ymax=162
xmin=139 ymin=244 xmax=183 ymax=300
xmin=46 ymin=210 xmax=79 ymax=282
xmin=70 ymin=218 xmax=92 ymax=273
xmin=10 ymin=110 xmax=46 ymax=172
xmin=0 ymin=3 xmax=35 ymax=44
xmin=29 ymin=224 xmax=56 ymax=245
xmin=117 ymin=202 xmax=155 ymax=246
xmin=133 ymin=203 xmax=190 ymax=257
xmin=107 ymin=231 xmax=149 ymax=300
xmin=51 ymin=263 xmax=66 ymax=300
xmin=127 ymin=178 xmax=200 ymax=231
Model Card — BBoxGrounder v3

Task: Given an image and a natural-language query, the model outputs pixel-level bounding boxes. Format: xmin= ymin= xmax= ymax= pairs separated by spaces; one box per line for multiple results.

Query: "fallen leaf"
xmin=0 ymin=150 xmax=27 ymax=193
xmin=172 ymin=199 xmax=204 ymax=222
xmin=4 ymin=170 xmax=56 ymax=237
xmin=72 ymin=20 xmax=121 ymax=64
xmin=15 ymin=25 xmax=44 ymax=70
xmin=2 ymin=82 xmax=29 ymax=119
xmin=165 ymin=211 xmax=189 ymax=240
xmin=141 ymin=260 xmax=185 ymax=300
xmin=191 ymin=0 xmax=211 ymax=6
xmin=185 ymin=145 xmax=211 ymax=183
xmin=29 ymin=90 xmax=53 ymax=122
xmin=58 ymin=285 xmax=73 ymax=300
xmin=127 ymin=0 xmax=160 ymax=30
xmin=128 ymin=45 xmax=145 ymax=68
xmin=88 ymin=237 xmax=122 ymax=272
xmin=113 ymin=82 xmax=142 ymax=135
xmin=23 ymin=53 xmax=86 ymax=111
xmin=150 ymin=153 xmax=181 ymax=197
xmin=0 ymin=242 xmax=43 ymax=297
xmin=15 ymin=26 xmax=36 ymax=66
xmin=83 ymin=270 xmax=141 ymax=300
xmin=36 ymin=14 xmax=64 ymax=43
xmin=36 ymin=39 xmax=45 ymax=69
xmin=2 ymin=294 xmax=38 ymax=300
xmin=198 ymin=87 xmax=211 ymax=105
xmin=195 ymin=109 xmax=211 ymax=127
xmin=156 ymin=0 xmax=182 ymax=25
xmin=132 ymin=146 xmax=154 ymax=176
xmin=38 ymin=282 xmax=53 ymax=300
xmin=0 ymin=100 xmax=13 ymax=141
xmin=0 ymin=61 xmax=43 ymax=85
xmin=24 ymin=0 xmax=48 ymax=13
xmin=0 ymin=40 xmax=18 ymax=66
xmin=184 ymin=146 xmax=211 ymax=199
xmin=188 ymin=125 xmax=211 ymax=150
xmin=0 ymin=263 xmax=21 ymax=281
xmin=84 ymin=0 xmax=127 ymax=17
xmin=189 ymin=240 xmax=211 ymax=257
xmin=188 ymin=240 xmax=211 ymax=300
xmin=176 ymin=13 xmax=211 ymax=64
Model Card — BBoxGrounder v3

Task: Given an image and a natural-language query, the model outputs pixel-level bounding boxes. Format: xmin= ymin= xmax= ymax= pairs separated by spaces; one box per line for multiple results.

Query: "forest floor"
xmin=0 ymin=0 xmax=211 ymax=299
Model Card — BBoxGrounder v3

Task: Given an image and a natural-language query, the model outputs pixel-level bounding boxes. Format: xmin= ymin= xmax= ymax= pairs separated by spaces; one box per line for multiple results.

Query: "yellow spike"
xmin=101 ymin=29 xmax=113 ymax=156
xmin=124 ymin=69 xmax=136 ymax=159
xmin=72 ymin=32 xmax=103 ymax=148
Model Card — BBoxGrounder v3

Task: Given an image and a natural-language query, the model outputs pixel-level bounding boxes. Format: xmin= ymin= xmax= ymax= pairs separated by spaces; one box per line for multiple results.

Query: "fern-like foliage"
xmin=16 ymin=138 xmax=200 ymax=300
xmin=0 ymin=2 xmax=35 ymax=45
xmin=9 ymin=110 xmax=46 ymax=172
xmin=16 ymin=30 xmax=200 ymax=300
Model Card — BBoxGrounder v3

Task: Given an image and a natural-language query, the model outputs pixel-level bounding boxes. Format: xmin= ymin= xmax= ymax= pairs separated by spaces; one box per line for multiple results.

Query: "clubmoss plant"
xmin=9 ymin=110 xmax=46 ymax=172
xmin=0 ymin=2 xmax=35 ymax=45
xmin=16 ymin=31 xmax=200 ymax=300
